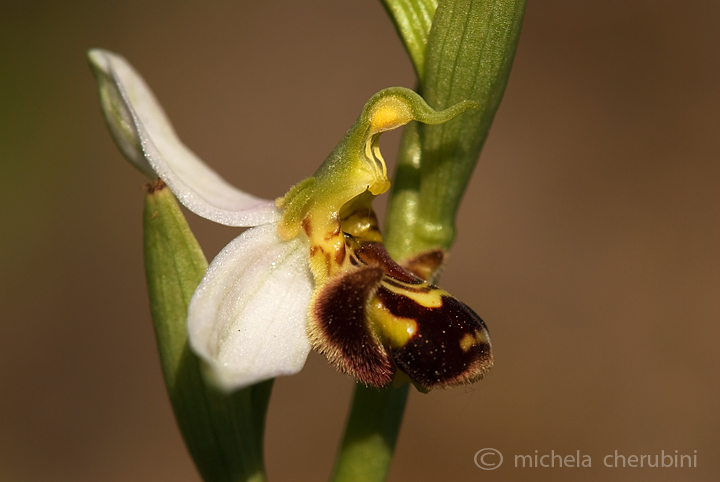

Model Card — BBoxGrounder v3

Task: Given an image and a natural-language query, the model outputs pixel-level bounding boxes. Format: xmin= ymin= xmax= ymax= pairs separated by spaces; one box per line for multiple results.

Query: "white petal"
xmin=188 ymin=223 xmax=313 ymax=391
xmin=88 ymin=48 xmax=280 ymax=227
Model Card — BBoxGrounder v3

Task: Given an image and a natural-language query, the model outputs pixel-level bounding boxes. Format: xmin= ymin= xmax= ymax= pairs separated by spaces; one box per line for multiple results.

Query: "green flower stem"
xmin=144 ymin=180 xmax=271 ymax=482
xmin=384 ymin=120 xmax=425 ymax=261
xmin=329 ymin=384 xmax=410 ymax=482
xmin=331 ymin=142 xmax=422 ymax=482
xmin=334 ymin=2 xmax=526 ymax=481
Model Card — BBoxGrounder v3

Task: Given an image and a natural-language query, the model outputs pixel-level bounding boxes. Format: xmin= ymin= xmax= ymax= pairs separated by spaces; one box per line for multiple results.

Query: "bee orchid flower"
xmin=89 ymin=48 xmax=493 ymax=393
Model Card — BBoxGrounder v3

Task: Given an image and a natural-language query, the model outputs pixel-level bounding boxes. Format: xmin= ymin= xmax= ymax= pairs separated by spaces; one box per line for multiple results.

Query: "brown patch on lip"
xmin=309 ymin=266 xmax=394 ymax=387
xmin=323 ymin=251 xmax=332 ymax=275
xmin=324 ymin=224 xmax=341 ymax=240
xmin=309 ymin=245 xmax=333 ymax=274
xmin=402 ymin=249 xmax=446 ymax=282
xmin=355 ymin=242 xmax=424 ymax=285
xmin=334 ymin=243 xmax=346 ymax=265
xmin=301 ymin=217 xmax=312 ymax=236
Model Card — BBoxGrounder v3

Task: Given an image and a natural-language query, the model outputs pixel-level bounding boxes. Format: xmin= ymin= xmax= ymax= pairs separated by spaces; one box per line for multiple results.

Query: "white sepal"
xmin=88 ymin=48 xmax=280 ymax=227
xmin=187 ymin=223 xmax=313 ymax=391
xmin=88 ymin=49 xmax=156 ymax=178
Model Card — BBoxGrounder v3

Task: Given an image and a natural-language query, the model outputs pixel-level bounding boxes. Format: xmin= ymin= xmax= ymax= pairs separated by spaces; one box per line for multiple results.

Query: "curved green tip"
xmin=361 ymin=87 xmax=478 ymax=135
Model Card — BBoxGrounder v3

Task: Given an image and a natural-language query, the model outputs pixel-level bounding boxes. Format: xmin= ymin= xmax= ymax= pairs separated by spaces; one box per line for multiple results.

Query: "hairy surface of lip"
xmin=310 ymin=236 xmax=493 ymax=390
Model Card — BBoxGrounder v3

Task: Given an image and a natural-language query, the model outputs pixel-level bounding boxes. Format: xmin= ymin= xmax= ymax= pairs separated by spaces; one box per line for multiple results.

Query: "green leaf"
xmin=143 ymin=180 xmax=271 ymax=482
xmin=387 ymin=0 xmax=527 ymax=257
xmin=416 ymin=0 xmax=526 ymax=251
xmin=380 ymin=0 xmax=439 ymax=81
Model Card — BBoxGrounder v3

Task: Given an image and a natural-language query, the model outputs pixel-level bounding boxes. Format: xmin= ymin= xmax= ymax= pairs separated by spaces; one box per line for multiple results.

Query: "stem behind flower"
xmin=329 ymin=384 xmax=409 ymax=482
xmin=332 ymin=1 xmax=527 ymax=481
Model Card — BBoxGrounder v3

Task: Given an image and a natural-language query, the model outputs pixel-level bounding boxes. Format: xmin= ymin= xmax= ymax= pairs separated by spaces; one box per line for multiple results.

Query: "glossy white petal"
xmin=88 ymin=48 xmax=280 ymax=227
xmin=188 ymin=223 xmax=313 ymax=391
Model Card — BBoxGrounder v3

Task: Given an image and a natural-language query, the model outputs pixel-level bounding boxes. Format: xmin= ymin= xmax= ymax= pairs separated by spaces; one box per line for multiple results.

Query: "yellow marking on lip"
xmin=381 ymin=282 xmax=446 ymax=309
xmin=460 ymin=333 xmax=476 ymax=352
xmin=475 ymin=330 xmax=489 ymax=346
xmin=368 ymin=301 xmax=418 ymax=349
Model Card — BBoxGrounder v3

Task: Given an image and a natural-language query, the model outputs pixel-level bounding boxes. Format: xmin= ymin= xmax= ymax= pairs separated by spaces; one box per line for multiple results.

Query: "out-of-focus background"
xmin=1 ymin=1 xmax=718 ymax=481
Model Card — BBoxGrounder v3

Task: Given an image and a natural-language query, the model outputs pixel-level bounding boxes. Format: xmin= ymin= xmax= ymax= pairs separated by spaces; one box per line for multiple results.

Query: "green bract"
xmin=143 ymin=181 xmax=271 ymax=482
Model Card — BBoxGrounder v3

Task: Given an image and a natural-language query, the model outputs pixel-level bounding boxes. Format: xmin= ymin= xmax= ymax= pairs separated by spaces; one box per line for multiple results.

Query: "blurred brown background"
xmin=1 ymin=1 xmax=718 ymax=481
